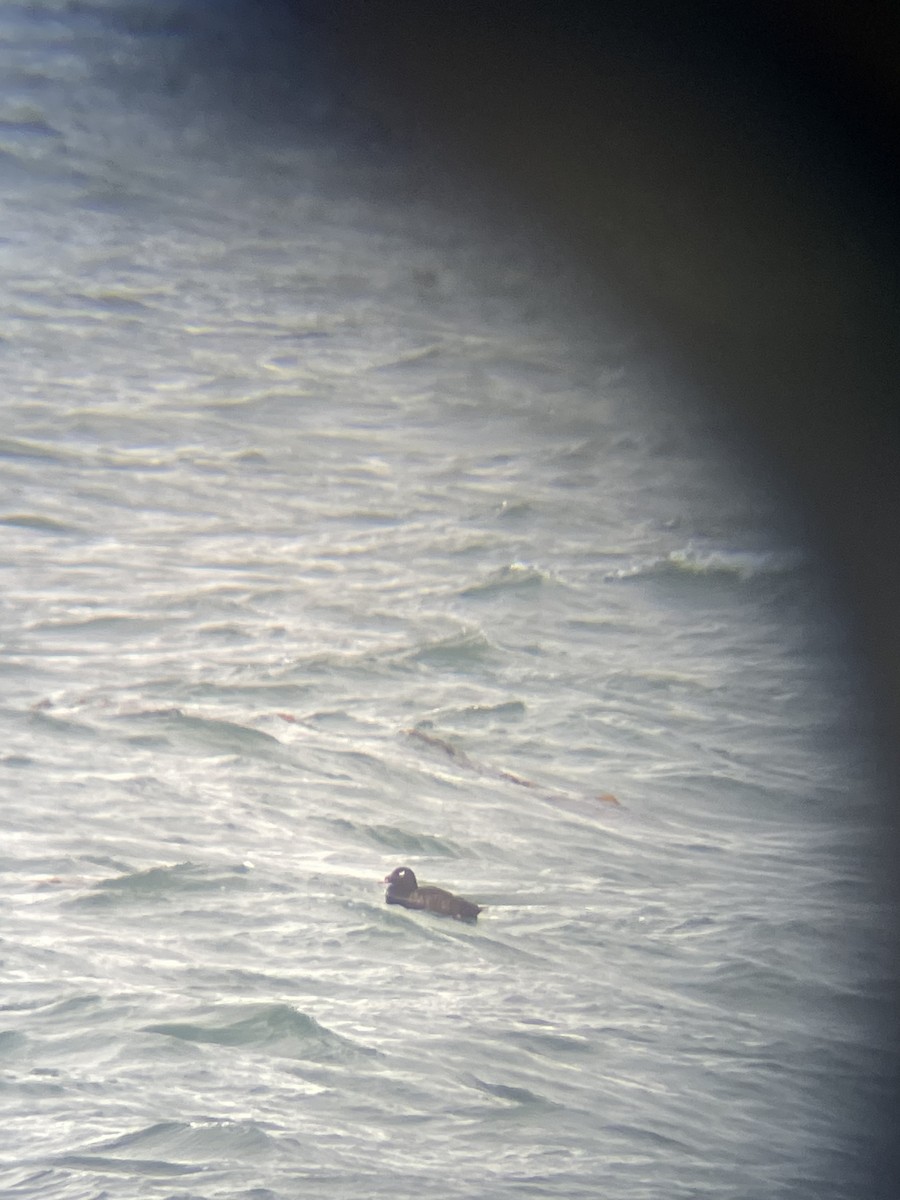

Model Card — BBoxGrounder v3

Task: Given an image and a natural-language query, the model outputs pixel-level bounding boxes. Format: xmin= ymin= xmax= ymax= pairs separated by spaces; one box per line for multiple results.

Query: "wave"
xmin=54 ymin=1117 xmax=274 ymax=1177
xmin=317 ymin=817 xmax=466 ymax=858
xmin=52 ymin=1153 xmax=202 ymax=1178
xmin=0 ymin=436 xmax=73 ymax=464
xmin=405 ymin=726 xmax=620 ymax=808
xmin=460 ymin=561 xmax=550 ymax=598
xmin=432 ymin=699 xmax=527 ymax=724
xmin=0 ymin=513 xmax=80 ymax=534
xmin=143 ymin=1002 xmax=373 ymax=1061
xmin=464 ymin=1075 xmax=564 ymax=1113
xmin=406 ymin=628 xmax=496 ymax=670
xmin=29 ymin=614 xmax=161 ymax=635
xmin=606 ymin=544 xmax=804 ymax=584
xmin=119 ymin=708 xmax=284 ymax=758
xmin=76 ymin=861 xmax=252 ymax=906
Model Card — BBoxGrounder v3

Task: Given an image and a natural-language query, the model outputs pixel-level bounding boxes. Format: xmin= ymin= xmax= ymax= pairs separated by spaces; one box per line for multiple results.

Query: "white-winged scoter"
xmin=383 ymin=866 xmax=482 ymax=922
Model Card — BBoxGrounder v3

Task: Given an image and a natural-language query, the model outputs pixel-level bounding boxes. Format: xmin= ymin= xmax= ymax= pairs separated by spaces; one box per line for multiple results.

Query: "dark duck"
xmin=383 ymin=866 xmax=482 ymax=922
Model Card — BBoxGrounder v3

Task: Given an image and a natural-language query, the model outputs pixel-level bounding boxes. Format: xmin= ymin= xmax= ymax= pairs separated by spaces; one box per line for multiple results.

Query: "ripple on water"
xmin=316 ymin=817 xmax=468 ymax=858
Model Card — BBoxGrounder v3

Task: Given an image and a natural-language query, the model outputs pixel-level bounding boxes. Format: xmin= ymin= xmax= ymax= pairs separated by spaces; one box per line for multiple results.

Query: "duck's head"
xmin=383 ymin=866 xmax=417 ymax=895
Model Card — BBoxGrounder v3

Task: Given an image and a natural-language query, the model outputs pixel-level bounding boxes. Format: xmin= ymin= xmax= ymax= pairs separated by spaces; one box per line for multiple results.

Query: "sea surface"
xmin=1 ymin=5 xmax=896 ymax=1199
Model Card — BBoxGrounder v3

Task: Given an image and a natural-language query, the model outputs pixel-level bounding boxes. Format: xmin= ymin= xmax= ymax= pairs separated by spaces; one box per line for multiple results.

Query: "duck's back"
xmin=399 ymin=885 xmax=482 ymax=921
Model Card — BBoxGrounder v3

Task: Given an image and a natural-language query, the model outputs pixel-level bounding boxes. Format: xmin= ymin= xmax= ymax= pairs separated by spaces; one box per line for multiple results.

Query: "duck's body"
xmin=383 ymin=866 xmax=482 ymax=922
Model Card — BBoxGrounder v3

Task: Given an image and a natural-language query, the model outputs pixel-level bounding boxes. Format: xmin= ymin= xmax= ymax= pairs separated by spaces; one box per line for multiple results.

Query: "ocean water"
xmin=0 ymin=5 xmax=896 ymax=1199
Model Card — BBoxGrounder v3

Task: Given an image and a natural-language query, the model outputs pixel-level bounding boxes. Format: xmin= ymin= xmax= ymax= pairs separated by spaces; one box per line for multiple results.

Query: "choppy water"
xmin=1 ymin=4 xmax=896 ymax=1198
